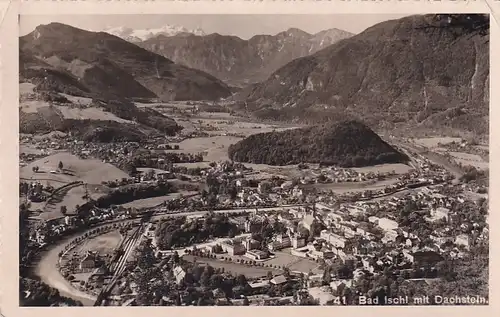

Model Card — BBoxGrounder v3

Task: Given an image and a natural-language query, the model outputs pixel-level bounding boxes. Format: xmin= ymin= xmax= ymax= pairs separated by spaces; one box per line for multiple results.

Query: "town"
xmin=17 ymin=13 xmax=489 ymax=308
xmin=19 ymin=127 xmax=489 ymax=307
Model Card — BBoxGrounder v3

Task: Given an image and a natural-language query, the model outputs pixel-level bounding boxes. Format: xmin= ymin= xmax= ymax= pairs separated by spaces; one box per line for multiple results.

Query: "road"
xmin=33 ymin=167 xmax=445 ymax=307
xmin=34 ymin=234 xmax=98 ymax=306
xmin=33 ymin=205 xmax=305 ymax=305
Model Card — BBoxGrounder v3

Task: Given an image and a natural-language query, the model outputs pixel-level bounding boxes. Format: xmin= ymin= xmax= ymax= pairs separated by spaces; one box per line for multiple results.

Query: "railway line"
xmin=94 ymin=222 xmax=145 ymax=306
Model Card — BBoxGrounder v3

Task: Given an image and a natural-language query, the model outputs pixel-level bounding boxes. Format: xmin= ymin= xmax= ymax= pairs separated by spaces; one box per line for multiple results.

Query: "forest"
xmin=228 ymin=120 xmax=408 ymax=167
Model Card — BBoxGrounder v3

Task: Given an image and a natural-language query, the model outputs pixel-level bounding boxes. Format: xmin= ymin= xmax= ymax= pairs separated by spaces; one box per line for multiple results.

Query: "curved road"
xmin=35 ymin=234 xmax=98 ymax=306
xmin=34 ymin=208 xmax=258 ymax=305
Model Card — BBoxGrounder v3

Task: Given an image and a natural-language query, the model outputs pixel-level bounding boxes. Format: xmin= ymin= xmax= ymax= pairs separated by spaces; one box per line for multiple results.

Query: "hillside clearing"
xmin=20 ymin=152 xmax=129 ymax=185
xmin=54 ymin=105 xmax=135 ymax=123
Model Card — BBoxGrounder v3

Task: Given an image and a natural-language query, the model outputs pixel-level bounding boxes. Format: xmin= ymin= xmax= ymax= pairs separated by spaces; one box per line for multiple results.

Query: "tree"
xmin=58 ymin=161 xmax=64 ymax=170
xmin=283 ymin=267 xmax=291 ymax=279
xmin=236 ymin=274 xmax=248 ymax=287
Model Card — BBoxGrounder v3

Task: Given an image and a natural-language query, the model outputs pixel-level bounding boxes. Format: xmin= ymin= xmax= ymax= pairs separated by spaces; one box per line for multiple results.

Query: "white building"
xmin=378 ymin=217 xmax=399 ymax=231
xmin=431 ymin=207 xmax=450 ymax=221
xmin=320 ymin=230 xmax=347 ymax=248
xmin=455 ymin=234 xmax=470 ymax=249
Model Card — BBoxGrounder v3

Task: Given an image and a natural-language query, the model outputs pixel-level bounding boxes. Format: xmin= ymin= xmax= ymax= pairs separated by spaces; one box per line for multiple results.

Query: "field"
xmin=411 ymin=137 xmax=488 ymax=171
xmin=20 ymin=82 xmax=36 ymax=95
xmin=413 ymin=137 xmax=462 ymax=148
xmin=39 ymin=185 xmax=108 ymax=221
xmin=306 ymin=177 xmax=400 ymax=194
xmin=170 ymin=135 xmax=243 ymax=162
xmin=72 ymin=230 xmax=122 ymax=256
xmin=264 ymin=250 xmax=320 ymax=274
xmin=19 ymin=100 xmax=51 ymax=113
xmin=58 ymin=93 xmax=93 ymax=106
xmin=352 ymin=163 xmax=412 ymax=174
xmin=21 ymin=152 xmax=127 ymax=219
xmin=119 ymin=192 xmax=197 ymax=209
xmin=183 ymin=255 xmax=281 ymax=278
xmin=448 ymin=151 xmax=488 ymax=170
xmin=20 ymin=152 xmax=129 ymax=185
xmin=54 ymin=105 xmax=135 ymax=123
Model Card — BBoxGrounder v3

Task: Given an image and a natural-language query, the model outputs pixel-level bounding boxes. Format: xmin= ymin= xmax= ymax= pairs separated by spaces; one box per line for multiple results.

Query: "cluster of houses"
xmin=20 ymin=181 xmax=47 ymax=203
xmin=205 ymin=181 xmax=484 ymax=278
xmin=29 ymin=208 xmax=119 ymax=246
xmin=307 ymin=167 xmax=394 ymax=184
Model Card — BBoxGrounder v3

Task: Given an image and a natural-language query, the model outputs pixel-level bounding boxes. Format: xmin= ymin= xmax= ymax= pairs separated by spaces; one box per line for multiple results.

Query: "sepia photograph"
xmin=17 ymin=13 xmax=489 ymax=307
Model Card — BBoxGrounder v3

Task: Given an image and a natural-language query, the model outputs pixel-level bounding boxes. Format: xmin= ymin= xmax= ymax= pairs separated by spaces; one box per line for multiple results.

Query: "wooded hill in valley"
xmin=228 ymin=120 xmax=408 ymax=167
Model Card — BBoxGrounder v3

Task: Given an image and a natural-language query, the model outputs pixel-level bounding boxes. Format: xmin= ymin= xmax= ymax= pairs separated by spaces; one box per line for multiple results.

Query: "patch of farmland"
xmin=20 ymin=152 xmax=129 ymax=185
xmin=449 ymin=151 xmax=489 ymax=170
xmin=264 ymin=251 xmax=319 ymax=274
xmin=19 ymin=100 xmax=51 ymax=113
xmin=72 ymin=230 xmax=122 ymax=256
xmin=20 ymin=82 xmax=36 ymax=95
xmin=171 ymin=135 xmax=243 ymax=162
xmin=414 ymin=137 xmax=462 ymax=148
xmin=54 ymin=105 xmax=135 ymax=124
xmin=119 ymin=192 xmax=197 ymax=209
xmin=58 ymin=93 xmax=93 ymax=106
xmin=352 ymin=163 xmax=412 ymax=175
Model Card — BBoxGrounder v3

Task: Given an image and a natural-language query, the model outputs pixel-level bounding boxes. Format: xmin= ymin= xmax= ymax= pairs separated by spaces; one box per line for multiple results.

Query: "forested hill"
xmin=227 ymin=120 xmax=409 ymax=167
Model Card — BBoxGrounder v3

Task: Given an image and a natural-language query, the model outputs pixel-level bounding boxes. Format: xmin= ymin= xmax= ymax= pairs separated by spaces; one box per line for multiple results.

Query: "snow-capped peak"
xmin=103 ymin=24 xmax=206 ymax=42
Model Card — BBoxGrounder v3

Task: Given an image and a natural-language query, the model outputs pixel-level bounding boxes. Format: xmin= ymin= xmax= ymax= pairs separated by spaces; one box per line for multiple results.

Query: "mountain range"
xmin=234 ymin=14 xmax=489 ymax=137
xmin=138 ymin=28 xmax=353 ymax=86
xmin=19 ymin=23 xmax=231 ymax=101
xmin=103 ymin=24 xmax=206 ymax=43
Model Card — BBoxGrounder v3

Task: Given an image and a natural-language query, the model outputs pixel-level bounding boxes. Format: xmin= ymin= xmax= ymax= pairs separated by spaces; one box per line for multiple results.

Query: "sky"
xmin=19 ymin=14 xmax=410 ymax=38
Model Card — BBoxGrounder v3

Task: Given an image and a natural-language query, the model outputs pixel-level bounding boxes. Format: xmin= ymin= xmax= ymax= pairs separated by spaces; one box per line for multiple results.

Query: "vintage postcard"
xmin=0 ymin=0 xmax=498 ymax=316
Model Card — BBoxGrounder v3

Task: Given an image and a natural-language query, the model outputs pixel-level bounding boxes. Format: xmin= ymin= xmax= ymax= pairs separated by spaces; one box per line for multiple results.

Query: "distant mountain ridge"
xmin=233 ymin=14 xmax=489 ymax=137
xmin=138 ymin=27 xmax=353 ymax=86
xmin=20 ymin=22 xmax=231 ymax=101
xmin=103 ymin=24 xmax=206 ymax=42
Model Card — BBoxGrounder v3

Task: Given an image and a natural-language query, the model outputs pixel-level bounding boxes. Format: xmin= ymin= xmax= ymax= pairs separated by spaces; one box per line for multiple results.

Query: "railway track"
xmin=94 ymin=223 xmax=145 ymax=306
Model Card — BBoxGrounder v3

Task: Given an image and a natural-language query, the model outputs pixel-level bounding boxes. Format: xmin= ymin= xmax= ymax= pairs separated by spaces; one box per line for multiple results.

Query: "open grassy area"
xmin=40 ymin=185 xmax=108 ymax=221
xmin=119 ymin=192 xmax=197 ymax=209
xmin=54 ymin=105 xmax=135 ymax=124
xmin=21 ymin=152 xmax=126 ymax=219
xmin=20 ymin=152 xmax=129 ymax=186
xmin=72 ymin=230 xmax=122 ymax=256
xmin=170 ymin=135 xmax=243 ymax=162
xmin=19 ymin=100 xmax=51 ymax=113
xmin=413 ymin=137 xmax=462 ymax=148
xmin=265 ymin=250 xmax=320 ymax=274
xmin=448 ymin=151 xmax=488 ymax=170
xmin=307 ymin=177 xmax=400 ymax=194
xmin=183 ymin=255 xmax=280 ymax=278
xmin=20 ymin=82 xmax=36 ymax=95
